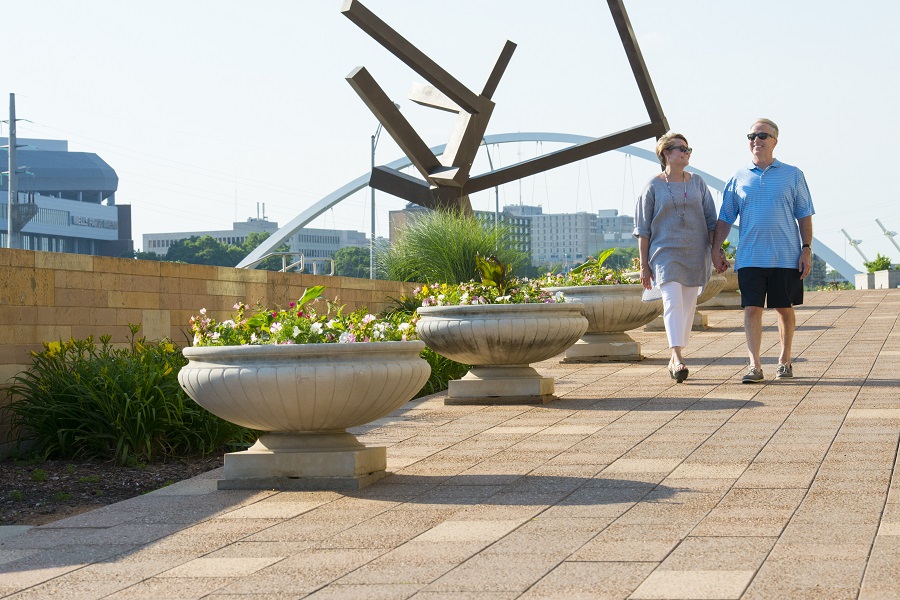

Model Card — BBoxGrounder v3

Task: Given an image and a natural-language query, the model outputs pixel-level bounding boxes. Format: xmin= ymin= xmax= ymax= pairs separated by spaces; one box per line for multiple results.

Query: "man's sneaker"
xmin=776 ymin=364 xmax=793 ymax=379
xmin=742 ymin=366 xmax=764 ymax=384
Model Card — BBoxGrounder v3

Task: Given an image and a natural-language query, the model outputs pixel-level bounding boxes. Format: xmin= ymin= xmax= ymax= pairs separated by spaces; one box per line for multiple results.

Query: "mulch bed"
xmin=0 ymin=455 xmax=223 ymax=526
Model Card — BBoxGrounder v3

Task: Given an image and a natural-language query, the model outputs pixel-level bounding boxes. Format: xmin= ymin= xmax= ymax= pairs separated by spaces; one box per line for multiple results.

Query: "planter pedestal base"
xmin=217 ymin=432 xmax=386 ymax=491
xmin=645 ymin=310 xmax=709 ymax=332
xmin=700 ymin=291 xmax=742 ymax=309
xmin=560 ymin=333 xmax=642 ymax=363
xmin=446 ymin=366 xmax=555 ymax=405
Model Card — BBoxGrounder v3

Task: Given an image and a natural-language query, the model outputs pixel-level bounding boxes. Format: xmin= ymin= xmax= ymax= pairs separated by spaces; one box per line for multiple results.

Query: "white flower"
xmin=222 ymin=320 xmax=236 ymax=328
xmin=362 ymin=314 xmax=376 ymax=324
xmin=398 ymin=322 xmax=411 ymax=331
xmin=293 ymin=325 xmax=301 ymax=337
xmin=199 ymin=308 xmax=207 ymax=315
xmin=553 ymin=291 xmax=566 ymax=302
xmin=270 ymin=322 xmax=283 ymax=334
xmin=210 ymin=332 xmax=220 ymax=341
xmin=250 ymin=333 xmax=258 ymax=343
xmin=325 ymin=319 xmax=337 ymax=328
xmin=193 ymin=334 xmax=202 ymax=345
xmin=460 ymin=292 xmax=469 ymax=304
xmin=310 ymin=322 xmax=323 ymax=334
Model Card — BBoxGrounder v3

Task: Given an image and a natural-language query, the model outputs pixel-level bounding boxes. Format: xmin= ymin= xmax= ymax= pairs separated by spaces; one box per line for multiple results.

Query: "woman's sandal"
xmin=669 ymin=362 xmax=689 ymax=383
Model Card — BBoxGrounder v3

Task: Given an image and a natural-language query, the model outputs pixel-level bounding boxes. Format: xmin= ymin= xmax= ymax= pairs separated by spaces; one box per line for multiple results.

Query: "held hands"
xmin=711 ymin=247 xmax=729 ymax=274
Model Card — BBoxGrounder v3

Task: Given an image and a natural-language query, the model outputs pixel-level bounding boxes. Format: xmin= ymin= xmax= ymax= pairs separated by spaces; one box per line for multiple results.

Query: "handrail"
xmin=239 ymin=251 xmax=305 ymax=273
xmin=239 ymin=251 xmax=334 ymax=276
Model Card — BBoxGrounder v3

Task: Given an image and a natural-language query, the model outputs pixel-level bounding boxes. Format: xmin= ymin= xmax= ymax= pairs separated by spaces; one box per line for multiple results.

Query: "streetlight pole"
xmin=370 ymin=125 xmax=380 ymax=280
xmin=369 ymin=103 xmax=399 ymax=280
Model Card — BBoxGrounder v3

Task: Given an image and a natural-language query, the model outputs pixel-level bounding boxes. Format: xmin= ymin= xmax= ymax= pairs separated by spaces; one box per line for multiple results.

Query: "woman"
xmin=633 ymin=132 xmax=717 ymax=382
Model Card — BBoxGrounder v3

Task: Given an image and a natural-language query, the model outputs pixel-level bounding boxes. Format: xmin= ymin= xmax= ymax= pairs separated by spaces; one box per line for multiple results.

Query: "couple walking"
xmin=633 ymin=118 xmax=815 ymax=384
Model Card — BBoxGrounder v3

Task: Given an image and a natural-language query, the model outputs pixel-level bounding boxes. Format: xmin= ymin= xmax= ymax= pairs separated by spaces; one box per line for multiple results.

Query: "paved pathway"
xmin=1 ymin=289 xmax=898 ymax=599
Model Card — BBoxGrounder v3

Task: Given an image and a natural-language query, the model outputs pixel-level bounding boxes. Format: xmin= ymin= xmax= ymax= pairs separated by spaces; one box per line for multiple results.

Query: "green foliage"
xmin=864 ymin=253 xmax=893 ymax=272
xmin=595 ymin=247 xmax=640 ymax=271
xmin=8 ymin=490 xmax=24 ymax=502
xmin=384 ymin=297 xmax=470 ymax=398
xmin=53 ymin=492 xmax=73 ymax=502
xmin=164 ymin=236 xmax=246 ymax=266
xmin=78 ymin=475 xmax=101 ymax=483
xmin=414 ymin=347 xmax=470 ymax=399
xmin=475 ymin=253 xmax=514 ymax=296
xmin=543 ymin=247 xmax=638 ymax=287
xmin=4 ymin=325 xmax=257 ymax=464
xmin=379 ymin=210 xmax=527 ymax=284
xmin=190 ymin=287 xmax=418 ymax=346
xmin=333 ymin=246 xmax=371 ymax=278
xmin=30 ymin=469 xmax=48 ymax=482
xmin=721 ymin=240 xmax=737 ymax=260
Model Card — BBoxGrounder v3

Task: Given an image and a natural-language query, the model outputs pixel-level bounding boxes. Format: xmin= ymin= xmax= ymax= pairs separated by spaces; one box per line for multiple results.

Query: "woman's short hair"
xmin=655 ymin=132 xmax=688 ymax=168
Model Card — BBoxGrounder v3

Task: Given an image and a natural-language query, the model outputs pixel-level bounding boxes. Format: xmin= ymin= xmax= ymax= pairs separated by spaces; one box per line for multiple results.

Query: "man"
xmin=711 ymin=118 xmax=814 ymax=383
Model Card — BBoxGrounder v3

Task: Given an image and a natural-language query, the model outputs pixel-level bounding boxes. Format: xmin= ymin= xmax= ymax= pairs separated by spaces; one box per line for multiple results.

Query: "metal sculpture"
xmin=342 ymin=0 xmax=668 ymax=213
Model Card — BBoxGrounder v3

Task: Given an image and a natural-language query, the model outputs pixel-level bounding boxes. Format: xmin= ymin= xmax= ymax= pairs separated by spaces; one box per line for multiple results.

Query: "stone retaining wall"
xmin=0 ymin=249 xmax=418 ymax=449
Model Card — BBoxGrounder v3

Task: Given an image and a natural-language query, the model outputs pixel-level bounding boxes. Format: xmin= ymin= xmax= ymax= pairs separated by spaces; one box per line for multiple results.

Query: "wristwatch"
xmin=801 ymin=243 xmax=811 ymax=249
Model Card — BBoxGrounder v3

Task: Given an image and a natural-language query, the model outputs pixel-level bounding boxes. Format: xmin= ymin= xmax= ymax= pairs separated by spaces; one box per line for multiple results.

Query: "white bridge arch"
xmin=238 ymin=132 xmax=856 ymax=280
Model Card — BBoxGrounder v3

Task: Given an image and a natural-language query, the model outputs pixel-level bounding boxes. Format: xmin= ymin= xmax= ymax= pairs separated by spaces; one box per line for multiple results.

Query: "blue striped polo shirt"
xmin=719 ymin=158 xmax=815 ymax=269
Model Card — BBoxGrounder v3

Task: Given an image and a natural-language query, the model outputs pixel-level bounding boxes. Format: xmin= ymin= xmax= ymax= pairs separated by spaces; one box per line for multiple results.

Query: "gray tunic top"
xmin=632 ymin=173 xmax=717 ymax=287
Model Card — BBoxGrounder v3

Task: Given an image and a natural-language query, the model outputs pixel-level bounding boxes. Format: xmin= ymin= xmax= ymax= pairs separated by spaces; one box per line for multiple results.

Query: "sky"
xmin=4 ymin=1 xmax=899 ymax=273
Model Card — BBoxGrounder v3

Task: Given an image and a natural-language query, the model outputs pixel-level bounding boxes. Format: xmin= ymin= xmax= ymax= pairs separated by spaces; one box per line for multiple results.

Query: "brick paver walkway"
xmin=1 ymin=289 xmax=898 ymax=599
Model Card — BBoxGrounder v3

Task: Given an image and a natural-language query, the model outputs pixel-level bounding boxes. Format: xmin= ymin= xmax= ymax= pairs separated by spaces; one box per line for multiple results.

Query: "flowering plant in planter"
xmin=189 ymin=285 xmax=417 ymax=346
xmin=541 ymin=249 xmax=638 ymax=287
xmin=415 ymin=254 xmax=566 ymax=306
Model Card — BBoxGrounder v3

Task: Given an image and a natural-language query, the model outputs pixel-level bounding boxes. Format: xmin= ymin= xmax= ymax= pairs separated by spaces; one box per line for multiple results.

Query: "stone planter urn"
xmin=645 ymin=271 xmax=727 ymax=331
xmin=700 ymin=260 xmax=740 ymax=309
xmin=416 ymin=303 xmax=587 ymax=405
xmin=178 ymin=341 xmax=430 ymax=490
xmin=543 ymin=284 xmax=663 ymax=362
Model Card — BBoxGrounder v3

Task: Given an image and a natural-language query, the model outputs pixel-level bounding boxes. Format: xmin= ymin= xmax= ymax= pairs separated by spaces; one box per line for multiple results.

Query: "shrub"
xmin=4 ymin=325 xmax=257 ymax=465
xmin=378 ymin=209 xmax=527 ymax=284
xmin=864 ymin=253 xmax=893 ymax=272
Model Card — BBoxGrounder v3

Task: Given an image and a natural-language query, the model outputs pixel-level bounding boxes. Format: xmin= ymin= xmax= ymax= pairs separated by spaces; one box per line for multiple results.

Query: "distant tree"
xmin=864 ymin=253 xmax=893 ymax=272
xmin=804 ymin=254 xmax=827 ymax=290
xmin=241 ymin=232 xmax=289 ymax=271
xmin=134 ymin=250 xmax=163 ymax=261
xmin=513 ymin=263 xmax=541 ymax=279
xmin=165 ymin=236 xmax=245 ymax=266
xmin=333 ymin=246 xmax=371 ymax=279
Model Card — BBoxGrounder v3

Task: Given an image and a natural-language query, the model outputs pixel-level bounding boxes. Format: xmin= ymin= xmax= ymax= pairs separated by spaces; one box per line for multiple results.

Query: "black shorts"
xmin=738 ymin=267 xmax=804 ymax=309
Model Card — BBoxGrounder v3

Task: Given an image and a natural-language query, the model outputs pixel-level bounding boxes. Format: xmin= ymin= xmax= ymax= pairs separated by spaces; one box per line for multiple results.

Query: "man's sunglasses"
xmin=670 ymin=145 xmax=692 ymax=153
xmin=747 ymin=132 xmax=775 ymax=141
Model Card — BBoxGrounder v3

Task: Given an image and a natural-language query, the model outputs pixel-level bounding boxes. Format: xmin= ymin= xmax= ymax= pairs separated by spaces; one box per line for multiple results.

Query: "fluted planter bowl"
xmin=543 ymin=284 xmax=662 ymax=362
xmin=696 ymin=272 xmax=728 ymax=305
xmin=416 ymin=303 xmax=587 ymax=405
xmin=700 ymin=260 xmax=741 ymax=309
xmin=179 ymin=341 xmax=430 ymax=490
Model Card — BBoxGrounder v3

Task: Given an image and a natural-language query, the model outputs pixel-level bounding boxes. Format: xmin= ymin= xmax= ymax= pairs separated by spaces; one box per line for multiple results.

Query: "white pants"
xmin=660 ymin=281 xmax=700 ymax=349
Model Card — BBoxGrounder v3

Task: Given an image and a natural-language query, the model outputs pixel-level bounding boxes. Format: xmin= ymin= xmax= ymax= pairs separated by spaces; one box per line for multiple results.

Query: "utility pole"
xmin=2 ymin=93 xmax=37 ymax=249
xmin=5 ymin=93 xmax=17 ymax=249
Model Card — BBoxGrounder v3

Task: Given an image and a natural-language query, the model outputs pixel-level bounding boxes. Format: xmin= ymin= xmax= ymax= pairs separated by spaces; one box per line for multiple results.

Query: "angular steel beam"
xmin=341 ymin=0 xmax=488 ymax=115
xmin=607 ymin=0 xmax=667 ymax=130
xmin=463 ymin=122 xmax=660 ymax=195
xmin=346 ymin=66 xmax=442 ymax=181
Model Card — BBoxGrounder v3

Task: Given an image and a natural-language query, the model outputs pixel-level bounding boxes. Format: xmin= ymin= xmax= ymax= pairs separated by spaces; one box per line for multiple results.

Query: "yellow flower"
xmin=45 ymin=341 xmax=62 ymax=357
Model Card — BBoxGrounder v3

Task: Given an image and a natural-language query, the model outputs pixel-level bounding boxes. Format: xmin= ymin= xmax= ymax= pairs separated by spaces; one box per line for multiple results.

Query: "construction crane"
xmin=875 ymin=219 xmax=900 ymax=254
xmin=841 ymin=229 xmax=868 ymax=262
